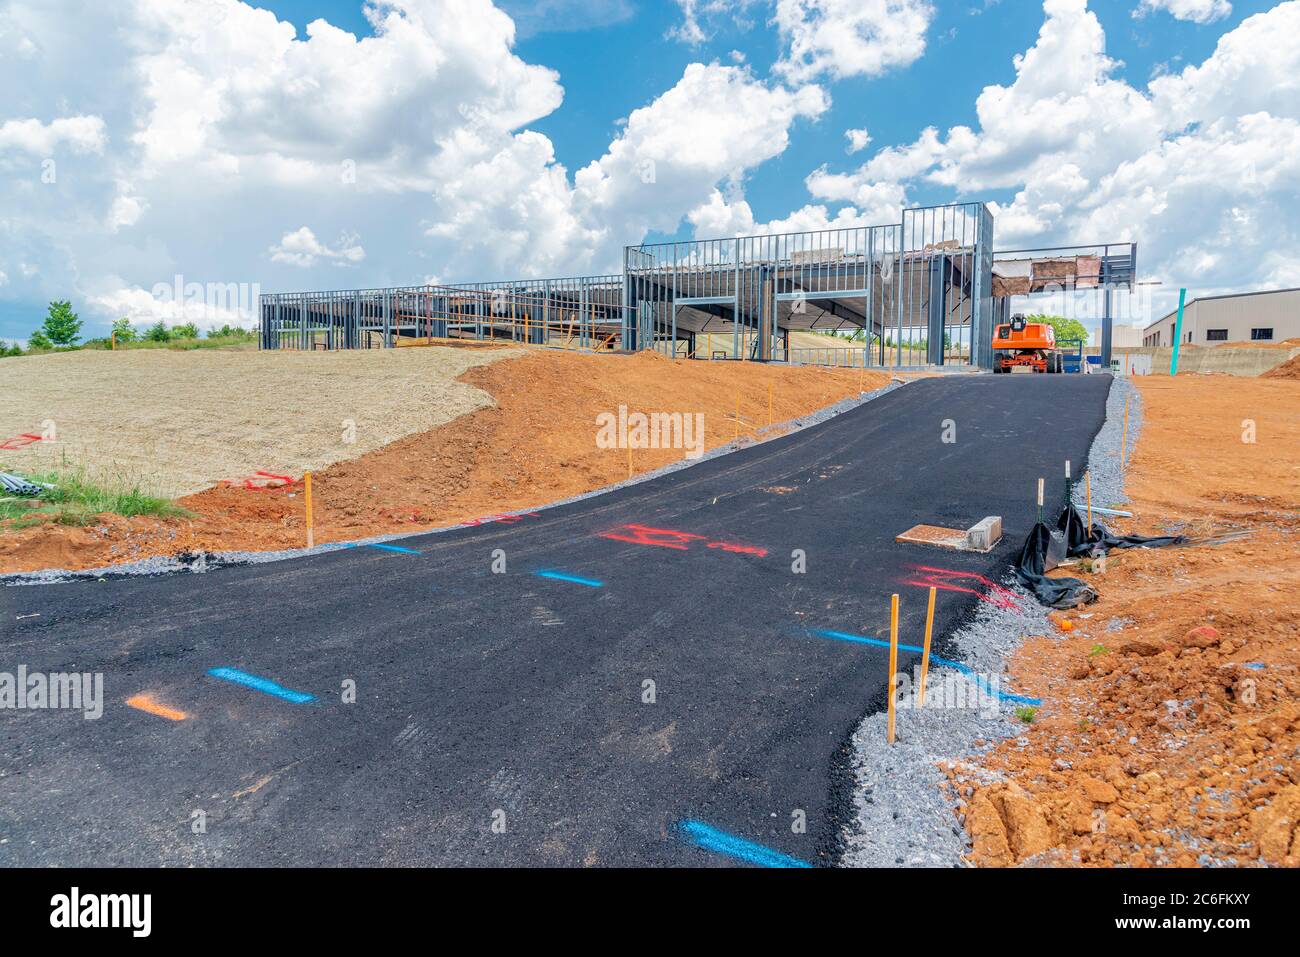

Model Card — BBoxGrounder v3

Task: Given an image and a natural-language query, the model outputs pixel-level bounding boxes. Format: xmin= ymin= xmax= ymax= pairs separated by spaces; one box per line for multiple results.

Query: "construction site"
xmin=257 ymin=203 xmax=1138 ymax=372
xmin=3 ymin=200 xmax=1299 ymax=885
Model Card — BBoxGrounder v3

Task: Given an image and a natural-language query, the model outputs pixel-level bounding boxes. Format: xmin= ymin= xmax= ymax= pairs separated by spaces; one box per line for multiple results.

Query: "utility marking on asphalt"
xmin=534 ymin=569 xmax=604 ymax=588
xmin=207 ymin=667 xmax=315 ymax=704
xmin=342 ymin=542 xmax=421 ymax=555
xmin=676 ymin=820 xmax=811 ymax=868
xmin=598 ymin=523 xmax=769 ymax=558
xmin=125 ymin=694 xmax=189 ymax=721
xmin=809 ymin=628 xmax=1042 ymax=706
xmin=901 ymin=565 xmax=1020 ymax=611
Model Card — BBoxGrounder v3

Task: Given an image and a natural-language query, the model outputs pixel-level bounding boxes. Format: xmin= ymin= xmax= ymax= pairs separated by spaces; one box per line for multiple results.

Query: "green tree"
xmin=1027 ymin=314 xmax=1089 ymax=346
xmin=171 ymin=321 xmax=200 ymax=340
xmin=111 ymin=317 xmax=137 ymax=342
xmin=145 ymin=321 xmax=171 ymax=342
xmin=28 ymin=329 xmax=53 ymax=349
xmin=41 ymin=300 xmax=83 ymax=345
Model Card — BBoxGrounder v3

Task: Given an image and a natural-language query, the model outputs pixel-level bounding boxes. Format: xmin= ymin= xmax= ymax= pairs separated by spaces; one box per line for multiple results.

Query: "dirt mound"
xmin=0 ymin=351 xmax=887 ymax=573
xmin=1262 ymin=353 xmax=1300 ymax=379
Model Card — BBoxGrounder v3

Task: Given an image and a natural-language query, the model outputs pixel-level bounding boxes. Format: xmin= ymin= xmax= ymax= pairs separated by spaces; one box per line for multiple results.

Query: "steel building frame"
xmin=259 ymin=275 xmax=625 ymax=351
xmin=991 ymin=242 xmax=1138 ymax=368
xmin=258 ymin=203 xmax=1003 ymax=369
xmin=623 ymin=203 xmax=995 ymax=369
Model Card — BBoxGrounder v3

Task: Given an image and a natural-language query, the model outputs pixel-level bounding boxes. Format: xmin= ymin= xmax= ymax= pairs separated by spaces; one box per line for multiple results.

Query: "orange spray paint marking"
xmin=126 ymin=694 xmax=188 ymax=721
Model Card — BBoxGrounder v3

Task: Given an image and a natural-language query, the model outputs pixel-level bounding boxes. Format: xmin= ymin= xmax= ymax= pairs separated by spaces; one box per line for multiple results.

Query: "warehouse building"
xmin=1142 ymin=287 xmax=1300 ymax=347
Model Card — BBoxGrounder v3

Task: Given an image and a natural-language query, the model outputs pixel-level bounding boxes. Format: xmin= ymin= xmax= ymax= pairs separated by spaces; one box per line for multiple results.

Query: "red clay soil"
xmin=950 ymin=375 xmax=1300 ymax=867
xmin=1262 ymin=353 xmax=1300 ymax=379
xmin=1 ymin=351 xmax=889 ymax=573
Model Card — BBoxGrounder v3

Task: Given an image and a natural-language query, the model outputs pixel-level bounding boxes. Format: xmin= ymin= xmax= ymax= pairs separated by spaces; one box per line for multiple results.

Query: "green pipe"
xmin=1170 ymin=287 xmax=1187 ymax=375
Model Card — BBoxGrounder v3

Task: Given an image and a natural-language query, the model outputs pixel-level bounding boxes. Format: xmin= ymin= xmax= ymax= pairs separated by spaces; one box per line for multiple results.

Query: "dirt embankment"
xmin=1 ymin=350 xmax=888 ymax=573
xmin=956 ymin=375 xmax=1300 ymax=867
xmin=1262 ymin=353 xmax=1300 ymax=379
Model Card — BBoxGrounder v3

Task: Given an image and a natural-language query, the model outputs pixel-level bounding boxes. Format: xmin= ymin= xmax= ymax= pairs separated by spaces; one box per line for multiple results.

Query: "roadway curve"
xmin=0 ymin=374 xmax=1111 ymax=866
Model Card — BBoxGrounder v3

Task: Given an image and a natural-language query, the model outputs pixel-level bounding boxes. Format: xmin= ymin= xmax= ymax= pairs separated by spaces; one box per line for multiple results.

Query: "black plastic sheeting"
xmin=1016 ymin=505 xmax=1189 ymax=609
xmin=1057 ymin=504 xmax=1188 ymax=557
xmin=1016 ymin=520 xmax=1098 ymax=609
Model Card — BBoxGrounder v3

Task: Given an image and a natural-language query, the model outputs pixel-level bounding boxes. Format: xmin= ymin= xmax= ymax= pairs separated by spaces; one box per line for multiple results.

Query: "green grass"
xmin=4 ymin=332 xmax=258 ymax=358
xmin=0 ymin=466 xmax=191 ymax=529
xmin=79 ymin=333 xmax=257 ymax=352
xmin=1014 ymin=705 xmax=1039 ymax=724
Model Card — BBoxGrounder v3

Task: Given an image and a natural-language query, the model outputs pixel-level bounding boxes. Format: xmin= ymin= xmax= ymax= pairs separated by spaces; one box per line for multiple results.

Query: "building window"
xmin=1251 ymin=328 xmax=1274 ymax=341
xmin=1206 ymin=329 xmax=1228 ymax=340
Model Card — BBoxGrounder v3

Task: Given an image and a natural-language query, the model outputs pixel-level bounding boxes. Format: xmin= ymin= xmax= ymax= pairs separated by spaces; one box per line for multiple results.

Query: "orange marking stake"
xmin=304 ymin=471 xmax=314 ymax=549
xmin=1086 ymin=470 xmax=1093 ymax=529
xmin=126 ymin=694 xmax=188 ymax=722
xmin=888 ymin=593 xmax=900 ymax=744
xmin=919 ymin=585 xmax=936 ymax=707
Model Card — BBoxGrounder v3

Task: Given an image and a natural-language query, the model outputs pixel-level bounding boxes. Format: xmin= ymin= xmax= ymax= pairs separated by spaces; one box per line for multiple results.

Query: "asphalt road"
xmin=0 ymin=374 xmax=1111 ymax=867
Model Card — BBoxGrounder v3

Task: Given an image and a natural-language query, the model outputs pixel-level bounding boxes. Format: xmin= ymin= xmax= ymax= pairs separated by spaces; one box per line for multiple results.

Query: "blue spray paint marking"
xmin=534 ymin=570 xmax=604 ymax=588
xmin=343 ymin=542 xmax=420 ymax=555
xmin=810 ymin=628 xmax=1042 ymax=707
xmin=207 ymin=667 xmax=315 ymax=704
xmin=677 ymin=820 xmax=812 ymax=868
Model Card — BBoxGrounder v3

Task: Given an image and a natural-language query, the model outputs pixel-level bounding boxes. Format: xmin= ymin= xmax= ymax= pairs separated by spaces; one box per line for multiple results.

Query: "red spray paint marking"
xmin=462 ymin=511 xmax=539 ymax=527
xmin=706 ymin=540 xmax=770 ymax=558
xmin=902 ymin=565 xmax=1020 ymax=611
xmin=221 ymin=471 xmax=296 ymax=492
xmin=599 ymin=523 xmax=768 ymax=558
xmin=599 ymin=523 xmax=706 ymax=550
xmin=0 ymin=433 xmax=43 ymax=451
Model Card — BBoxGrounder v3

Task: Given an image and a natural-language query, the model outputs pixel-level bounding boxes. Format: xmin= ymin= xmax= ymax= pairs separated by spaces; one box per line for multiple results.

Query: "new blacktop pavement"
xmin=0 ymin=374 xmax=1110 ymax=867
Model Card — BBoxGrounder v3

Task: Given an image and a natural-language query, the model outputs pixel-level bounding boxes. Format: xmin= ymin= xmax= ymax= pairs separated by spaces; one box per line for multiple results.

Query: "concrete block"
xmin=965 ymin=516 xmax=1002 ymax=552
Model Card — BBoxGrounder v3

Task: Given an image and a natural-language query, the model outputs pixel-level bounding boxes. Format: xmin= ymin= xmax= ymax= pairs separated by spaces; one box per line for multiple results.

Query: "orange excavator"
xmin=992 ymin=314 xmax=1064 ymax=374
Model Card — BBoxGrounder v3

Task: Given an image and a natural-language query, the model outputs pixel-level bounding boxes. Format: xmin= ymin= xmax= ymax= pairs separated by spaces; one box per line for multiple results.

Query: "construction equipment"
xmin=992 ymin=314 xmax=1063 ymax=374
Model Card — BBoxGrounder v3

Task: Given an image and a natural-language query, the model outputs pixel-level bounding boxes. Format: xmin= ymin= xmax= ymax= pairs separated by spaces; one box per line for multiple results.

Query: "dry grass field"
xmin=0 ymin=344 xmax=520 ymax=498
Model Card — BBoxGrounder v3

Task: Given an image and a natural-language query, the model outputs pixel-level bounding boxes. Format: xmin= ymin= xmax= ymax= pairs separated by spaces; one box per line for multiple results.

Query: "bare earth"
xmin=0 ymin=344 xmax=519 ymax=497
xmin=954 ymin=374 xmax=1300 ymax=867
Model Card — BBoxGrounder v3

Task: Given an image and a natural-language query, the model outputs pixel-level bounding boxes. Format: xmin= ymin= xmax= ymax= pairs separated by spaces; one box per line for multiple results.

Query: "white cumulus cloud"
xmin=269 ymin=227 xmax=367 ymax=268
xmin=1135 ymin=0 xmax=1232 ymax=24
xmin=781 ymin=0 xmax=1300 ymax=319
xmin=0 ymin=0 xmax=826 ymax=338
xmin=773 ymin=0 xmax=935 ymax=83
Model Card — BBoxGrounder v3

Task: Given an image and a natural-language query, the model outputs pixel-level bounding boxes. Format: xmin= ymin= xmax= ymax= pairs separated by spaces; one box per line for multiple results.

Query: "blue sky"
xmin=257 ymin=0 xmax=1273 ymax=229
xmin=1 ymin=0 xmax=1296 ymax=342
